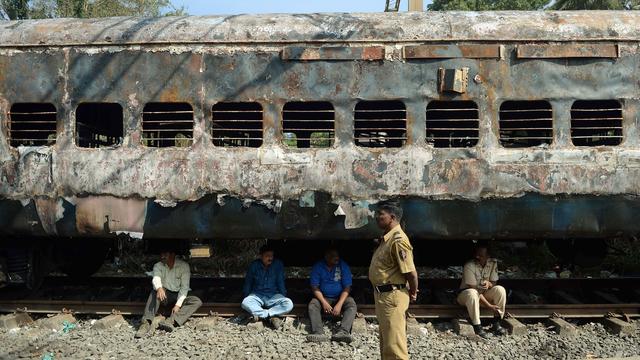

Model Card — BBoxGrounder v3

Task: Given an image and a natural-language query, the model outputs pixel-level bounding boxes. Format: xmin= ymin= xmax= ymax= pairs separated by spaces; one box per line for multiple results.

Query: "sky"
xmin=172 ymin=0 xmax=433 ymax=15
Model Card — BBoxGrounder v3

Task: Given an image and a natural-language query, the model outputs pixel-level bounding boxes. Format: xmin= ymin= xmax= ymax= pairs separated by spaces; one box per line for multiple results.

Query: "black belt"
xmin=374 ymin=284 xmax=406 ymax=293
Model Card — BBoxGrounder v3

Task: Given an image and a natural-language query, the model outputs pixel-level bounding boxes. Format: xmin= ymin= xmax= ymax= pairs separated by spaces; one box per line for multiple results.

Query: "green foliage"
xmin=1 ymin=0 xmax=186 ymax=19
xmin=427 ymin=0 xmax=640 ymax=10
xmin=552 ymin=0 xmax=640 ymax=9
xmin=427 ymin=0 xmax=549 ymax=10
xmin=1 ymin=0 xmax=29 ymax=19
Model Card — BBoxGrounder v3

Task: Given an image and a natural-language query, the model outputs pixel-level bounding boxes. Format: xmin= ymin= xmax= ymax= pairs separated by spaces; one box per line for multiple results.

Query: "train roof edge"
xmin=0 ymin=11 xmax=639 ymax=46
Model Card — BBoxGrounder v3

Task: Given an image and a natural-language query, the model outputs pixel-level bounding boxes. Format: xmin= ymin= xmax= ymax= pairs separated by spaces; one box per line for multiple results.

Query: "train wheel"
xmin=546 ymin=238 xmax=608 ymax=268
xmin=55 ymin=239 xmax=110 ymax=279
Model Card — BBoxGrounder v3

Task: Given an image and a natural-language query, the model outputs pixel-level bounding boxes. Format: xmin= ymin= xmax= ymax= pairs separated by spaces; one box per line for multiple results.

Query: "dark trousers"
xmin=308 ymin=296 xmax=357 ymax=334
xmin=141 ymin=290 xmax=202 ymax=326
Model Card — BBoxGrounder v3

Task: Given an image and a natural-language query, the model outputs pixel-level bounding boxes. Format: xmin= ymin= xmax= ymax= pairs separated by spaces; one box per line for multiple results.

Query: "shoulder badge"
xmin=399 ymin=249 xmax=407 ymax=260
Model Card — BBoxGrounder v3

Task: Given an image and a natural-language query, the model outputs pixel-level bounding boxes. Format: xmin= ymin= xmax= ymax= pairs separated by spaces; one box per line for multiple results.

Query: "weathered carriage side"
xmin=0 ymin=12 xmax=639 ymax=281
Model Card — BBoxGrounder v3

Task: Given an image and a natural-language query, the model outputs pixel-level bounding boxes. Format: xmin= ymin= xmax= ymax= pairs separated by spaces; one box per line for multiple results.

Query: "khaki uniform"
xmin=456 ymin=258 xmax=506 ymax=325
xmin=368 ymin=224 xmax=416 ymax=360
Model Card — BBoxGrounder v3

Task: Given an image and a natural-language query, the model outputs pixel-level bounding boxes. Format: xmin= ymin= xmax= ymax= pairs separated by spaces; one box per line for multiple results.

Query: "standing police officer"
xmin=369 ymin=200 xmax=418 ymax=360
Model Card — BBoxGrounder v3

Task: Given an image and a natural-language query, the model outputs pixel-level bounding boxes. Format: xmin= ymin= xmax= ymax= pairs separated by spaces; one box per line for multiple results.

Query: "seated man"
xmin=457 ymin=244 xmax=508 ymax=338
xmin=307 ymin=246 xmax=357 ymax=343
xmin=241 ymin=245 xmax=293 ymax=328
xmin=135 ymin=249 xmax=202 ymax=338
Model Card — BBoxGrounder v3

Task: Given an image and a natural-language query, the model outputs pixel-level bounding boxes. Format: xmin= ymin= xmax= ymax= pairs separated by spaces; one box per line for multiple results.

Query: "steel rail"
xmin=1 ymin=300 xmax=638 ymax=319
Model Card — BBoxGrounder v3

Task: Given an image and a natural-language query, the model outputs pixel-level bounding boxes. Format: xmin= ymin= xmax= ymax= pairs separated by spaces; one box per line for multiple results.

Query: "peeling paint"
xmin=0 ymin=13 xmax=639 ymax=240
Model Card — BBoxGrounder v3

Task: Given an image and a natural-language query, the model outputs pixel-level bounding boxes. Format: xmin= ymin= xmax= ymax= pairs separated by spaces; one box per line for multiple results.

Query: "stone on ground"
xmin=92 ymin=314 xmax=127 ymax=331
xmin=195 ymin=315 xmax=219 ymax=331
xmin=602 ymin=317 xmax=635 ymax=336
xmin=351 ymin=316 xmax=368 ymax=334
xmin=503 ymin=317 xmax=527 ymax=336
xmin=0 ymin=312 xmax=33 ymax=330
xmin=38 ymin=313 xmax=76 ymax=331
xmin=452 ymin=318 xmax=475 ymax=337
xmin=247 ymin=320 xmax=264 ymax=330
xmin=406 ymin=317 xmax=424 ymax=336
xmin=548 ymin=317 xmax=577 ymax=337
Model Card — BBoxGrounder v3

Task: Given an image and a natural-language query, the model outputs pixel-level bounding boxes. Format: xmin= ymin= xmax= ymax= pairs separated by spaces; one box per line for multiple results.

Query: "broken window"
xmin=354 ymin=100 xmax=406 ymax=148
xmin=8 ymin=103 xmax=57 ymax=147
xmin=426 ymin=100 xmax=479 ymax=148
xmin=212 ymin=102 xmax=263 ymax=147
xmin=142 ymin=102 xmax=193 ymax=148
xmin=499 ymin=100 xmax=553 ymax=148
xmin=571 ymin=100 xmax=623 ymax=146
xmin=282 ymin=101 xmax=334 ymax=148
xmin=75 ymin=103 xmax=123 ymax=148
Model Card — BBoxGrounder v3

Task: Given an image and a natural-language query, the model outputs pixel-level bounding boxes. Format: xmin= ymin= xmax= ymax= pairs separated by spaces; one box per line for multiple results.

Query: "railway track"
xmin=1 ymin=276 xmax=639 ymax=319
xmin=1 ymin=300 xmax=639 ymax=320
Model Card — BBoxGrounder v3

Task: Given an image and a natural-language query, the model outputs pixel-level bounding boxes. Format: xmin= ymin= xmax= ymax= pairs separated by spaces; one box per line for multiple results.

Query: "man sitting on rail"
xmin=306 ymin=245 xmax=357 ymax=343
xmin=241 ymin=244 xmax=294 ymax=329
xmin=457 ymin=243 xmax=508 ymax=339
xmin=135 ymin=249 xmax=202 ymax=338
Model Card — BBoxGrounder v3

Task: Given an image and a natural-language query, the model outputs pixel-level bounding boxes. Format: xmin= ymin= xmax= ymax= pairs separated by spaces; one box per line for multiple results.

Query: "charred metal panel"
xmin=0 ymin=13 xmax=640 ymax=241
xmin=2 ymin=194 xmax=640 ymax=240
xmin=281 ymin=46 xmax=385 ymax=61
xmin=517 ymin=44 xmax=619 ymax=58
xmin=1 ymin=13 xmax=640 ymax=46
xmin=404 ymin=45 xmax=501 ymax=59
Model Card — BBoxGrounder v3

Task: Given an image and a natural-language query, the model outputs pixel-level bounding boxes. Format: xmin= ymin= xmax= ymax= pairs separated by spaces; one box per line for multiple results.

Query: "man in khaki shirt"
xmin=135 ymin=250 xmax=202 ymax=338
xmin=368 ymin=200 xmax=418 ymax=360
xmin=457 ymin=244 xmax=507 ymax=338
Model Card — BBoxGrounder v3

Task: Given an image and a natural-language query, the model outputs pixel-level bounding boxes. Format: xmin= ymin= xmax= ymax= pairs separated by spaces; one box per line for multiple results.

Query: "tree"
xmin=427 ymin=0 xmax=640 ymax=9
xmin=427 ymin=0 xmax=549 ymax=10
xmin=1 ymin=0 xmax=29 ymax=19
xmin=1 ymin=0 xmax=186 ymax=20
xmin=551 ymin=0 xmax=640 ymax=9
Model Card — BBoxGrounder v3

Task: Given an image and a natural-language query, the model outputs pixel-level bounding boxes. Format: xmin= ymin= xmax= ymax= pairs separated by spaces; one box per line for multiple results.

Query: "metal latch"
xmin=438 ymin=67 xmax=469 ymax=94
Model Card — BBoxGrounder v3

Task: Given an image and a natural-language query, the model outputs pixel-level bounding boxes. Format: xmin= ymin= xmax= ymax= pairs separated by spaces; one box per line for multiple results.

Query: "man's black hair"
xmin=324 ymin=244 xmax=340 ymax=254
xmin=259 ymin=244 xmax=274 ymax=254
xmin=473 ymin=241 xmax=490 ymax=254
xmin=377 ymin=200 xmax=403 ymax=220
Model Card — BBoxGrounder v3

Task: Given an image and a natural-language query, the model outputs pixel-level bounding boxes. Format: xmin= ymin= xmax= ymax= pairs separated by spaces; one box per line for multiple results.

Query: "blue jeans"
xmin=241 ymin=293 xmax=294 ymax=319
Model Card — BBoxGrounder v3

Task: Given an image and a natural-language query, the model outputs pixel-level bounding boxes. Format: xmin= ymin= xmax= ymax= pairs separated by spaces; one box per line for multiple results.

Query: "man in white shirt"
xmin=457 ymin=244 xmax=507 ymax=338
xmin=135 ymin=250 xmax=202 ymax=338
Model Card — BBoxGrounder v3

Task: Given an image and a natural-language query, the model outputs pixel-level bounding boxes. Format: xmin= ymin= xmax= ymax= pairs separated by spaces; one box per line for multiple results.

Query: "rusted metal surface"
xmin=0 ymin=13 xmax=640 ymax=241
xmin=1 ymin=12 xmax=640 ymax=45
xmin=404 ymin=45 xmax=501 ymax=59
xmin=282 ymin=46 xmax=385 ymax=61
xmin=517 ymin=44 xmax=619 ymax=58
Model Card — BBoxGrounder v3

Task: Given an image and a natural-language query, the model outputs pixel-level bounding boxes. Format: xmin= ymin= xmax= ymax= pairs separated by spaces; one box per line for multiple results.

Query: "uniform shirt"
xmin=459 ymin=258 xmax=499 ymax=291
xmin=151 ymin=258 xmax=191 ymax=307
xmin=368 ymin=224 xmax=416 ymax=286
xmin=310 ymin=259 xmax=353 ymax=299
xmin=243 ymin=259 xmax=287 ymax=298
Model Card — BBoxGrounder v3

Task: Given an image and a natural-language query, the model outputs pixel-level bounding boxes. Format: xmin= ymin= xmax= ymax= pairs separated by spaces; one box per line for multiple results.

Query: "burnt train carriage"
xmin=1 ymin=12 xmax=640 ymax=283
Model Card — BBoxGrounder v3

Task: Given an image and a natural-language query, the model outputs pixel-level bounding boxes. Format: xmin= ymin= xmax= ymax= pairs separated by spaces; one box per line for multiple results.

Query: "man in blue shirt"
xmin=241 ymin=244 xmax=293 ymax=329
xmin=307 ymin=246 xmax=357 ymax=343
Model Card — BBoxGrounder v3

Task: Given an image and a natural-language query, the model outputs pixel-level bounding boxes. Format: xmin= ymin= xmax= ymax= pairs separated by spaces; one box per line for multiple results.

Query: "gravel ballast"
xmin=1 ymin=316 xmax=639 ymax=360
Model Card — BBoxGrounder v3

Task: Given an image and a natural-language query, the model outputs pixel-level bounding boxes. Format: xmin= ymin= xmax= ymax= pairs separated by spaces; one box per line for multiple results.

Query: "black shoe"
xmin=331 ymin=329 xmax=353 ymax=343
xmin=158 ymin=318 xmax=176 ymax=332
xmin=473 ymin=325 xmax=491 ymax=339
xmin=492 ymin=321 xmax=508 ymax=336
xmin=134 ymin=320 xmax=151 ymax=338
